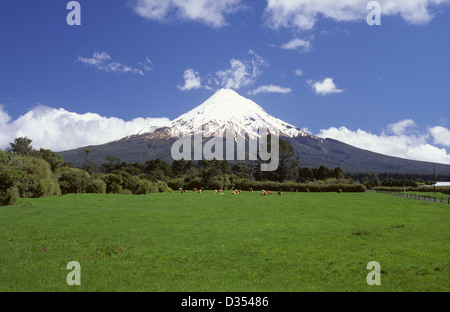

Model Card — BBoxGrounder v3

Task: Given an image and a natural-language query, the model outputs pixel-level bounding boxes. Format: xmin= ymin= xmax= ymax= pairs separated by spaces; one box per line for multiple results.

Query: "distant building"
xmin=434 ymin=182 xmax=450 ymax=187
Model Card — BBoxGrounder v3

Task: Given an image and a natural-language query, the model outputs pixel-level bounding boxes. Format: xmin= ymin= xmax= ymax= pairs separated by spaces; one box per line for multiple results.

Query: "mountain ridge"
xmin=59 ymin=89 xmax=450 ymax=175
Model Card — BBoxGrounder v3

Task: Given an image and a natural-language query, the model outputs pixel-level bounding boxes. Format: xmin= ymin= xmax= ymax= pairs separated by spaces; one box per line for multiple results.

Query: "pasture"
xmin=0 ymin=191 xmax=448 ymax=292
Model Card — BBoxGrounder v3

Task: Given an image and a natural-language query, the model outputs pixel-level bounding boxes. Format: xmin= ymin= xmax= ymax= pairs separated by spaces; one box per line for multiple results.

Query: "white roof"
xmin=435 ymin=182 xmax=450 ymax=187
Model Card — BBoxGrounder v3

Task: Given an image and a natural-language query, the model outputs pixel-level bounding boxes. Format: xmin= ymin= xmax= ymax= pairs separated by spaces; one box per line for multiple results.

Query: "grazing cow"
xmin=193 ymin=188 xmax=198 ymax=192
xmin=307 ymin=188 xmax=310 ymax=193
xmin=338 ymin=189 xmax=343 ymax=194
xmin=249 ymin=188 xmax=254 ymax=192
xmin=267 ymin=191 xmax=273 ymax=195
xmin=278 ymin=191 xmax=282 ymax=196
xmin=289 ymin=188 xmax=294 ymax=192
xmin=231 ymin=191 xmax=237 ymax=195
xmin=198 ymin=189 xmax=203 ymax=194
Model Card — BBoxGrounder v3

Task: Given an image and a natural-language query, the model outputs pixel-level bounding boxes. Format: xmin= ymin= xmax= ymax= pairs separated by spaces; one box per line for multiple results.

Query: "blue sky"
xmin=0 ymin=0 xmax=449 ymax=163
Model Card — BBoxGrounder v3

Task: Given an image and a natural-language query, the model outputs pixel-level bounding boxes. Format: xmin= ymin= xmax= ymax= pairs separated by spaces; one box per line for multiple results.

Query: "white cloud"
xmin=294 ymin=69 xmax=304 ymax=77
xmin=387 ymin=119 xmax=416 ymax=135
xmin=131 ymin=0 xmax=244 ymax=28
xmin=281 ymin=38 xmax=312 ymax=52
xmin=309 ymin=77 xmax=343 ymax=95
xmin=179 ymin=51 xmax=269 ymax=92
xmin=317 ymin=121 xmax=450 ymax=164
xmin=78 ymin=52 xmax=152 ymax=76
xmin=211 ymin=50 xmax=269 ymax=90
xmin=139 ymin=57 xmax=153 ymax=72
xmin=178 ymin=68 xmax=202 ymax=91
xmin=429 ymin=126 xmax=450 ymax=147
xmin=249 ymin=85 xmax=292 ymax=95
xmin=264 ymin=0 xmax=450 ymax=30
xmin=0 ymin=105 xmax=170 ymax=152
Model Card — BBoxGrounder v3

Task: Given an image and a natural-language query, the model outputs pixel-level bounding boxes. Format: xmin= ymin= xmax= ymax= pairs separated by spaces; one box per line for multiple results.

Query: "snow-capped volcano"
xmin=139 ymin=88 xmax=310 ymax=139
xmin=60 ymin=88 xmax=450 ymax=174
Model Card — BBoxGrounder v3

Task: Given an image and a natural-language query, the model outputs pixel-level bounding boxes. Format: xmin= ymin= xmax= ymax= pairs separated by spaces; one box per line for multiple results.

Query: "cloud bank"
xmin=1 ymin=106 xmax=448 ymax=165
xmin=131 ymin=0 xmax=244 ymax=28
xmin=264 ymin=0 xmax=450 ymax=30
xmin=317 ymin=120 xmax=450 ymax=164
xmin=0 ymin=105 xmax=170 ymax=152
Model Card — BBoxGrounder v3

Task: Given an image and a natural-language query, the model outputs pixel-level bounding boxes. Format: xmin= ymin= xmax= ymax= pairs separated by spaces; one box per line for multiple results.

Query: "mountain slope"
xmin=59 ymin=89 xmax=450 ymax=174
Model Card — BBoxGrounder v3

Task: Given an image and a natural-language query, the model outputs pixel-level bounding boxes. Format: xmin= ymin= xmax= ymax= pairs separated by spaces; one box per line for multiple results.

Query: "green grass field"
xmin=0 ymin=191 xmax=448 ymax=292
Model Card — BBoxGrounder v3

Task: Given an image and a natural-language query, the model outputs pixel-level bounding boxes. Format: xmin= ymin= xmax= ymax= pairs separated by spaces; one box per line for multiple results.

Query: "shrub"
xmin=148 ymin=181 xmax=159 ymax=193
xmin=232 ymin=180 xmax=366 ymax=193
xmin=0 ymin=187 xmax=20 ymax=206
xmin=86 ymin=179 xmax=107 ymax=194
xmin=56 ymin=167 xmax=86 ymax=195
xmin=208 ymin=179 xmax=224 ymax=190
xmin=134 ymin=179 xmax=152 ymax=195
xmin=155 ymin=180 xmax=169 ymax=193
xmin=102 ymin=173 xmax=124 ymax=194
xmin=16 ymin=156 xmax=60 ymax=198
xmin=185 ymin=177 xmax=203 ymax=190
xmin=118 ymin=189 xmax=133 ymax=195
xmin=167 ymin=178 xmax=185 ymax=190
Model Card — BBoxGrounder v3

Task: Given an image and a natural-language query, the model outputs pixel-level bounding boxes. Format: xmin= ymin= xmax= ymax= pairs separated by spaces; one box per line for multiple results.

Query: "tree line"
xmin=0 ymin=137 xmax=362 ymax=205
xmin=4 ymin=136 xmax=439 ymax=206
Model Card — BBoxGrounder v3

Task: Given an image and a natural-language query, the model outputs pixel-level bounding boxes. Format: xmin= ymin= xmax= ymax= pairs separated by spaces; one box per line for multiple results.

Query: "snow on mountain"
xmin=135 ymin=119 xmax=172 ymax=136
xmin=140 ymin=88 xmax=310 ymax=139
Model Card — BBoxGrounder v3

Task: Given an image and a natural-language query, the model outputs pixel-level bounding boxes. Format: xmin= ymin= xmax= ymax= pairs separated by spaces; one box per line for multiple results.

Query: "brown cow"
xmin=278 ymin=191 xmax=282 ymax=195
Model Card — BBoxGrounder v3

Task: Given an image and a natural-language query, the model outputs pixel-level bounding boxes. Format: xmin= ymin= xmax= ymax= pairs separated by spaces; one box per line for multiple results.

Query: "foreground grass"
xmin=0 ymin=192 xmax=448 ymax=292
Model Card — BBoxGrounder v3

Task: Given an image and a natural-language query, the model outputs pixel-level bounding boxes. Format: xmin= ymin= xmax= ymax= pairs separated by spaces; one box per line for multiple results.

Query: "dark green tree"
xmin=171 ymin=159 xmax=187 ymax=177
xmin=332 ymin=167 xmax=346 ymax=179
xmin=37 ymin=148 xmax=66 ymax=171
xmin=363 ymin=173 xmax=380 ymax=189
xmin=297 ymin=167 xmax=313 ymax=183
xmin=102 ymin=156 xmax=121 ymax=173
xmin=8 ymin=137 xmax=34 ymax=156
xmin=315 ymin=165 xmax=330 ymax=181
